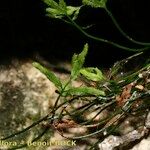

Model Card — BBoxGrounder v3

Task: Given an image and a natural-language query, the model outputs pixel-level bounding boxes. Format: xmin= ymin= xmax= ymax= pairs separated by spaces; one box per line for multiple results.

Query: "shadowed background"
xmin=0 ymin=0 xmax=150 ymax=67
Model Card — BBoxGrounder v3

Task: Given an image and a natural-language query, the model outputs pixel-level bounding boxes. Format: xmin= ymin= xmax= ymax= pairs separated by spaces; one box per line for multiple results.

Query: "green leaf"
xmin=33 ymin=62 xmax=62 ymax=90
xmin=71 ymin=44 xmax=88 ymax=80
xmin=63 ymin=87 xmax=105 ymax=96
xmin=44 ymin=0 xmax=67 ymax=19
xmin=66 ymin=6 xmax=81 ymax=20
xmin=46 ymin=8 xmax=64 ymax=19
xmin=44 ymin=0 xmax=59 ymax=9
xmin=82 ymin=0 xmax=107 ymax=8
xmin=44 ymin=0 xmax=81 ymax=20
xmin=80 ymin=67 xmax=105 ymax=81
xmin=59 ymin=0 xmax=66 ymax=9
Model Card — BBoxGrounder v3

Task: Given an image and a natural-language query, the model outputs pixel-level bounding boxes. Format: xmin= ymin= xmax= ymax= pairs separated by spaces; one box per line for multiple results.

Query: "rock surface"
xmin=0 ymin=59 xmax=57 ymax=149
xmin=0 ymin=59 xmax=86 ymax=150
xmin=0 ymin=59 xmax=149 ymax=150
xmin=131 ymin=136 xmax=150 ymax=150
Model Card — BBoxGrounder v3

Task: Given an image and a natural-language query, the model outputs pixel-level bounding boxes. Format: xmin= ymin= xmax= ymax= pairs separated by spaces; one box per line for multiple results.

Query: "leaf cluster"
xmin=44 ymin=0 xmax=81 ymax=20
xmin=2 ymin=48 xmax=150 ymax=150
xmin=82 ymin=0 xmax=107 ymax=8
xmin=33 ymin=44 xmax=105 ymax=97
xmin=43 ymin=0 xmax=150 ymax=52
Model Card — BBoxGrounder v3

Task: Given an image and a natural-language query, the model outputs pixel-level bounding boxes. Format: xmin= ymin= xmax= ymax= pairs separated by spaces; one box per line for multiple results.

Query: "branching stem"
xmin=105 ymin=7 xmax=150 ymax=46
xmin=66 ymin=16 xmax=149 ymax=52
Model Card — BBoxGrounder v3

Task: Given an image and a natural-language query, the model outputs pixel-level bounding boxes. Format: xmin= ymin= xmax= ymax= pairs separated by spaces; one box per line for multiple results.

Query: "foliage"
xmin=33 ymin=44 xmax=105 ymax=97
xmin=33 ymin=62 xmax=62 ymax=90
xmin=82 ymin=0 xmax=107 ymax=8
xmin=0 ymin=1 xmax=150 ymax=150
xmin=44 ymin=0 xmax=150 ymax=51
xmin=1 ymin=45 xmax=150 ymax=150
xmin=80 ymin=67 xmax=105 ymax=81
xmin=44 ymin=0 xmax=81 ymax=20
xmin=71 ymin=43 xmax=88 ymax=80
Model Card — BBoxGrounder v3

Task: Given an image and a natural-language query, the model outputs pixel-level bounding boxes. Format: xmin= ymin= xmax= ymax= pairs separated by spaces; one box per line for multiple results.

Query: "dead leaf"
xmin=53 ymin=119 xmax=77 ymax=130
xmin=116 ymin=83 xmax=134 ymax=107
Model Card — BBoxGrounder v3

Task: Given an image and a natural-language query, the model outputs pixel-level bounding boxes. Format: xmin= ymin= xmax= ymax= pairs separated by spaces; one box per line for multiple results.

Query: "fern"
xmin=71 ymin=44 xmax=88 ymax=80
xmin=82 ymin=0 xmax=107 ymax=8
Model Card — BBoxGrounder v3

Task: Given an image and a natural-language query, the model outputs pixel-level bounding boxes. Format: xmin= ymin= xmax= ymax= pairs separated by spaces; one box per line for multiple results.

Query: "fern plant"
xmin=1 ymin=1 xmax=150 ymax=150
xmin=44 ymin=0 xmax=150 ymax=52
xmin=1 ymin=44 xmax=150 ymax=150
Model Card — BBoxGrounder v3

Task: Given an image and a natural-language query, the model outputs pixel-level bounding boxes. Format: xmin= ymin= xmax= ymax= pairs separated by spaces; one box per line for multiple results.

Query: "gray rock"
xmin=0 ymin=59 xmax=56 ymax=149
xmin=130 ymin=136 xmax=150 ymax=150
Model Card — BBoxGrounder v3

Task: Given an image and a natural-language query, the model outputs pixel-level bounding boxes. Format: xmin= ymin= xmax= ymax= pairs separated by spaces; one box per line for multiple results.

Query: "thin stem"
xmin=88 ymin=124 xmax=119 ymax=150
xmin=119 ymin=63 xmax=150 ymax=84
xmin=50 ymin=79 xmax=71 ymax=122
xmin=89 ymin=101 xmax=116 ymax=123
xmin=1 ymin=96 xmax=80 ymax=141
xmin=67 ymin=16 xmax=149 ymax=52
xmin=71 ymin=112 xmax=124 ymax=139
xmin=1 ymin=114 xmax=49 ymax=140
xmin=105 ymin=7 xmax=150 ymax=46
xmin=50 ymin=94 xmax=61 ymax=121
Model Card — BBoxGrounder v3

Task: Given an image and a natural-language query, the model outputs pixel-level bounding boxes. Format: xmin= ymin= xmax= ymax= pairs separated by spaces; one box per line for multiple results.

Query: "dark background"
xmin=0 ymin=0 xmax=150 ymax=67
